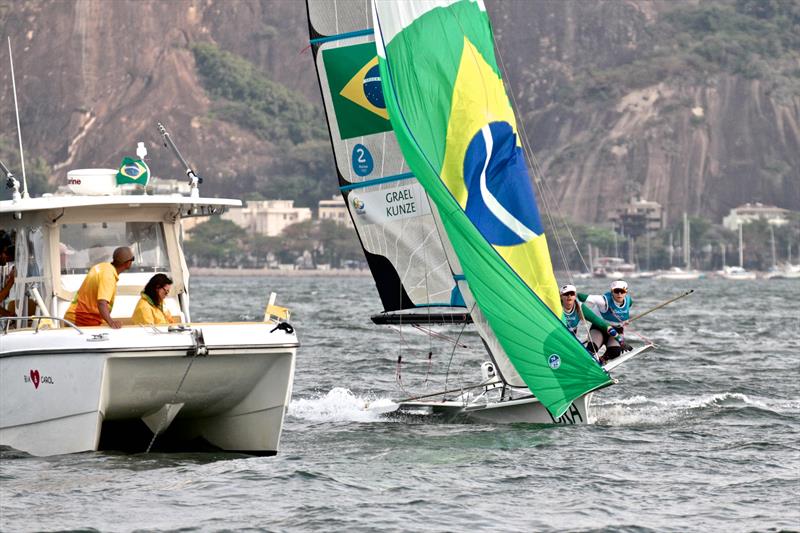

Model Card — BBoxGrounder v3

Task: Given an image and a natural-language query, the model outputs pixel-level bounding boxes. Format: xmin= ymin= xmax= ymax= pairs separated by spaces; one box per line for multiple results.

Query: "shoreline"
xmin=189 ymin=267 xmax=372 ymax=277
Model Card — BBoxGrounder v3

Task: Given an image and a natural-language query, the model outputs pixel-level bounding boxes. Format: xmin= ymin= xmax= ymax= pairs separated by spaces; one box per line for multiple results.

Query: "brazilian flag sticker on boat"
xmin=116 ymin=157 xmax=149 ymax=186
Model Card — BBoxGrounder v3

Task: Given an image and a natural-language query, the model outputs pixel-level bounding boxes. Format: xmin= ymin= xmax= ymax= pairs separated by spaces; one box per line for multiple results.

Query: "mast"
xmin=669 ymin=232 xmax=674 ymax=266
xmin=721 ymin=242 xmax=726 ymax=268
xmin=769 ymin=224 xmax=777 ymax=268
xmin=683 ymin=212 xmax=690 ymax=269
xmin=738 ymin=222 xmax=744 ymax=268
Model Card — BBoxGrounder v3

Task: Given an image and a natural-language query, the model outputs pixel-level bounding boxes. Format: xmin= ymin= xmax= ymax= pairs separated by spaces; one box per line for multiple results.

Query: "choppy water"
xmin=2 ymin=276 xmax=798 ymax=532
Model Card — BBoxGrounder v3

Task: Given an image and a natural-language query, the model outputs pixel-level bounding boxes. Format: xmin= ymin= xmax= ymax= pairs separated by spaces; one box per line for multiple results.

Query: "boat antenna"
xmin=7 ymin=37 xmax=29 ymax=199
xmin=157 ymin=122 xmax=202 ymax=198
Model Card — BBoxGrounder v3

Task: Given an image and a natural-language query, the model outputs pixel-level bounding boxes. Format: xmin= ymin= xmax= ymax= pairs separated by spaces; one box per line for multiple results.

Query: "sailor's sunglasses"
xmin=561 ymin=291 xmax=576 ymax=297
xmin=612 ymin=288 xmax=627 ymax=294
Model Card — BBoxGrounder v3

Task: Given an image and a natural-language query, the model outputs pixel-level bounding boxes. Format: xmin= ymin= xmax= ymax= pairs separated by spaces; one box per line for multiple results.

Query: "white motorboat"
xmin=764 ymin=264 xmax=800 ymax=280
xmin=717 ymin=265 xmax=758 ymax=280
xmin=655 ymin=267 xmax=703 ymax=280
xmin=0 ymin=149 xmax=297 ymax=457
xmin=592 ymin=257 xmax=637 ymax=279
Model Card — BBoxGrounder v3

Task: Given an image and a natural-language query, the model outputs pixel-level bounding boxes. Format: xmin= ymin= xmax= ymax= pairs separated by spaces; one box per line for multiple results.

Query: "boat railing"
xmin=0 ymin=316 xmax=84 ymax=335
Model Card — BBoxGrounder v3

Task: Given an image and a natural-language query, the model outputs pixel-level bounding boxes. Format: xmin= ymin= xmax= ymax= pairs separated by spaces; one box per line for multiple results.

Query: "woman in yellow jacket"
xmin=132 ymin=273 xmax=176 ymax=325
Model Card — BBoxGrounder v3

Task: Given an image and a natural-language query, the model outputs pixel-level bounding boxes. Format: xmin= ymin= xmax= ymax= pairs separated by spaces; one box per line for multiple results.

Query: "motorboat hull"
xmin=0 ymin=323 xmax=297 ymax=456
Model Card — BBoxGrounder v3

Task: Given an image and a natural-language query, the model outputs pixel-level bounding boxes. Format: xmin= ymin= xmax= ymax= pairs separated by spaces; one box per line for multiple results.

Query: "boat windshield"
xmin=59 ymin=221 xmax=170 ymax=274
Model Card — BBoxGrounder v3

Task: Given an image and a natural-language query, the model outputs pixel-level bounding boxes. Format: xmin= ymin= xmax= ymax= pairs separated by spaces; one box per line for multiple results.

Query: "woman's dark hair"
xmin=143 ymin=273 xmax=173 ymax=305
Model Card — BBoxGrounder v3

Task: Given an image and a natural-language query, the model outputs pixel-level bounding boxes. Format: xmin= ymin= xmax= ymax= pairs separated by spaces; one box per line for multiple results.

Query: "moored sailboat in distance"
xmin=764 ymin=224 xmax=800 ymax=279
xmin=717 ymin=222 xmax=757 ymax=280
xmin=307 ymin=0 xmax=652 ymax=424
xmin=656 ymin=213 xmax=702 ymax=280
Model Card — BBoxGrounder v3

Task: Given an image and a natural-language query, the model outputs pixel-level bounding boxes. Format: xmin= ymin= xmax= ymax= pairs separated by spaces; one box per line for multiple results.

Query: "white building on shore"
xmin=722 ymin=203 xmax=791 ymax=230
xmin=318 ymin=195 xmax=352 ymax=228
xmin=222 ymin=200 xmax=312 ymax=237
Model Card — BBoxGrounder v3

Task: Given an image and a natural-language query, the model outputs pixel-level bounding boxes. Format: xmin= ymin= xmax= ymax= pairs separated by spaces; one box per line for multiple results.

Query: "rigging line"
xmin=411 ymin=324 xmax=470 ymax=349
xmin=424 ymin=238 xmax=432 ymax=385
xmin=493 ymin=62 xmax=575 ymax=282
xmin=492 ymin=35 xmax=587 ymax=280
xmin=536 ymin=172 xmax=574 ymax=281
xmin=388 ymin=325 xmax=414 ymax=395
xmin=396 ymin=380 xmax=502 ymax=404
xmin=537 ymin=164 xmax=592 ymax=273
xmin=526 ymin=119 xmax=591 ymax=275
xmin=443 ymin=302 xmax=476 ymax=392
xmin=624 ymin=324 xmax=656 ymax=346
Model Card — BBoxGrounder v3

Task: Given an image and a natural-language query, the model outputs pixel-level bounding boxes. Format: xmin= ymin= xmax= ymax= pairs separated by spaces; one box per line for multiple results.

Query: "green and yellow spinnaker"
xmin=372 ymin=0 xmax=611 ymax=417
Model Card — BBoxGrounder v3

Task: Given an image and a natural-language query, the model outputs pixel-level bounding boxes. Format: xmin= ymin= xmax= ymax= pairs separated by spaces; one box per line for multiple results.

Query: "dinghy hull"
xmin=392 ymin=345 xmax=653 ymax=424
xmin=396 ymin=394 xmax=592 ymax=425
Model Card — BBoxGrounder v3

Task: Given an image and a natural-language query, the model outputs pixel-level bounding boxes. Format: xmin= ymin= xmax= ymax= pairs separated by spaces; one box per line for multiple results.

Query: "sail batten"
xmin=372 ymin=0 xmax=612 ymax=417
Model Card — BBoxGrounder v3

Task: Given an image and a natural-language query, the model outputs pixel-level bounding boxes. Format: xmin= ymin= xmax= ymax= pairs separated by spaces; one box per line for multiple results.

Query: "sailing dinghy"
xmin=307 ymin=0 xmax=652 ymax=424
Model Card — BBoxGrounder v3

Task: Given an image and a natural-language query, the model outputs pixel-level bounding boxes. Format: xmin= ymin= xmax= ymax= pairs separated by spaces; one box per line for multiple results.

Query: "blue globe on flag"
xmin=116 ymin=157 xmax=149 ymax=186
xmin=462 ymin=121 xmax=543 ymax=246
xmin=363 ymin=65 xmax=385 ymax=109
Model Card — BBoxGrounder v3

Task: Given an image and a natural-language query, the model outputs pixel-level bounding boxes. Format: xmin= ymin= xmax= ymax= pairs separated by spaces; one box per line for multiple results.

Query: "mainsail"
xmin=372 ymin=0 xmax=611 ymax=417
xmin=307 ymin=0 xmax=465 ymax=318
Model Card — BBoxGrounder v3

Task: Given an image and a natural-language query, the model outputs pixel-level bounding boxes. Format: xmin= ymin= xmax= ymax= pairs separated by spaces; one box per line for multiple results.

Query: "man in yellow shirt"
xmin=64 ymin=247 xmax=134 ymax=328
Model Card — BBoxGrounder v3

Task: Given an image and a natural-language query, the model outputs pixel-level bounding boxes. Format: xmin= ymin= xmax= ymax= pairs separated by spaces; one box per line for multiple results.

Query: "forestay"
xmin=372 ymin=0 xmax=611 ymax=417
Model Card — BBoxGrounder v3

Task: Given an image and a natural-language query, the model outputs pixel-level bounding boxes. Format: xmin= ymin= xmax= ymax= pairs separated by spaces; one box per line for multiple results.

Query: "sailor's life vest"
xmin=564 ymin=305 xmax=580 ymax=334
xmin=601 ymin=291 xmax=631 ymax=324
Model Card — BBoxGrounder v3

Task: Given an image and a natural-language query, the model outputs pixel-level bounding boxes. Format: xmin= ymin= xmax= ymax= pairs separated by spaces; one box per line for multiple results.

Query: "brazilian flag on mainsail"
xmin=116 ymin=157 xmax=149 ymax=186
xmin=372 ymin=0 xmax=611 ymax=418
xmin=322 ymin=42 xmax=392 ymax=139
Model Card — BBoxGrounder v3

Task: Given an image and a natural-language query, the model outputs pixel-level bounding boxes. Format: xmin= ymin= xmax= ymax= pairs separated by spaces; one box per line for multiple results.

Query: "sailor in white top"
xmin=580 ymin=280 xmax=633 ymax=363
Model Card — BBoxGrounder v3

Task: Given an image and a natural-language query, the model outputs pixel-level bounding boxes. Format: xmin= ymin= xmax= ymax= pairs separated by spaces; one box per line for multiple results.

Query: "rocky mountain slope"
xmin=1 ymin=0 xmax=797 ymax=225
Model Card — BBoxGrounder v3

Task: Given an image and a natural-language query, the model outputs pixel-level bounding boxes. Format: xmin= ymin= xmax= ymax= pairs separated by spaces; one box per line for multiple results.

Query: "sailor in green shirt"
xmin=560 ymin=284 xmax=615 ymax=340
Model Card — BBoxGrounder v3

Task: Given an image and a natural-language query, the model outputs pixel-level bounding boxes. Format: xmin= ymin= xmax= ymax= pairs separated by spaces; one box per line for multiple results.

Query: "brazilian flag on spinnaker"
xmin=373 ymin=0 xmax=611 ymax=417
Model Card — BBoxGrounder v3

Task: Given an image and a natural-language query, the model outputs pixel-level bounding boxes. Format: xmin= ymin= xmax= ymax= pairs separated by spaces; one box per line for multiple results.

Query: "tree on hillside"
xmin=184 ymin=216 xmax=247 ymax=267
xmin=280 ymin=219 xmax=362 ymax=268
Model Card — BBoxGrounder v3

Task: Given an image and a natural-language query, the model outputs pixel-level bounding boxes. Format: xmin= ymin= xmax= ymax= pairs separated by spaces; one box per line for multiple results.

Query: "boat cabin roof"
xmin=0 ymin=194 xmax=241 ymax=216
